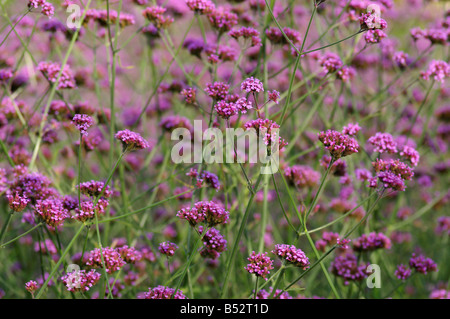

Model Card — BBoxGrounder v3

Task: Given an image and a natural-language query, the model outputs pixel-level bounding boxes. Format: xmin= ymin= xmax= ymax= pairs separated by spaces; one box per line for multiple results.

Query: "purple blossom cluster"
xmin=352 ymin=232 xmax=392 ymax=252
xmin=115 ymin=129 xmax=150 ymax=152
xmin=199 ymin=227 xmax=227 ymax=260
xmin=142 ymin=286 xmax=187 ymax=299
xmin=272 ymin=244 xmax=310 ymax=270
xmin=177 ymin=200 xmax=229 ymax=227
xmin=72 ymin=114 xmax=94 ymax=136
xmin=244 ymin=251 xmax=274 ymax=280
xmin=284 ymin=165 xmax=321 ymax=189
xmin=318 ymin=129 xmax=360 ymax=159
xmin=158 ymin=241 xmax=179 ymax=257
xmin=61 ymin=269 xmax=101 ymax=293
xmin=37 ymin=61 xmax=76 ymax=90
xmin=330 ymin=253 xmax=370 ymax=285
xmin=86 ymin=247 xmax=126 ymax=274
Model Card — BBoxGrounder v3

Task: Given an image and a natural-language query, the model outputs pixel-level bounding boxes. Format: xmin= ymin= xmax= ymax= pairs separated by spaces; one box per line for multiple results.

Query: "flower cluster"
xmin=330 ymin=253 xmax=370 ymax=285
xmin=86 ymin=247 xmax=126 ymax=274
xmin=284 ymin=165 xmax=321 ymax=189
xmin=142 ymin=286 xmax=187 ymax=299
xmin=244 ymin=252 xmax=274 ymax=280
xmin=35 ymin=198 xmax=70 ymax=228
xmin=28 ymin=0 xmax=55 ymax=18
xmin=61 ymin=269 xmax=101 ymax=292
xmin=115 ymin=129 xmax=150 ymax=152
xmin=199 ymin=227 xmax=227 ymax=260
xmin=177 ymin=200 xmax=229 ymax=227
xmin=72 ymin=114 xmax=94 ymax=136
xmin=37 ymin=61 xmax=76 ymax=89
xmin=318 ymin=129 xmax=360 ymax=159
xmin=84 ymin=9 xmax=136 ymax=28
xmin=142 ymin=6 xmax=173 ymax=29
xmin=158 ymin=241 xmax=178 ymax=257
xmin=186 ymin=0 xmax=215 ymax=15
xmin=420 ymin=60 xmax=450 ymax=84
xmin=272 ymin=244 xmax=310 ymax=270
xmin=352 ymin=232 xmax=392 ymax=252
xmin=116 ymin=245 xmax=143 ymax=264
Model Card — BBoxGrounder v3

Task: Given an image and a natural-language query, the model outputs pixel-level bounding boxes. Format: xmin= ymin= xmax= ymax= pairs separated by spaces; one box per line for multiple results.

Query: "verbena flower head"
xmin=207 ymin=7 xmax=238 ymax=32
xmin=244 ymin=251 xmax=274 ymax=280
xmin=177 ymin=200 xmax=229 ymax=227
xmin=352 ymin=232 xmax=392 ymax=252
xmin=61 ymin=269 xmax=101 ymax=292
xmin=115 ymin=129 xmax=150 ymax=151
xmin=399 ymin=145 xmax=420 ymax=167
xmin=158 ymin=241 xmax=178 ymax=257
xmin=186 ymin=0 xmax=215 ymax=14
xmin=244 ymin=118 xmax=287 ymax=150
xmin=35 ymin=198 xmax=70 ymax=228
xmin=421 ymin=60 xmax=449 ymax=84
xmin=318 ymin=130 xmax=360 ymax=159
xmin=205 ymin=82 xmax=230 ymax=100
xmin=284 ymin=165 xmax=321 ymax=188
xmin=25 ymin=280 xmax=39 ymax=295
xmin=240 ymin=77 xmax=264 ymax=93
xmin=364 ymin=29 xmax=387 ymax=44
xmin=181 ymin=87 xmax=196 ymax=104
xmin=6 ymin=192 xmax=30 ymax=212
xmin=215 ymin=100 xmax=238 ymax=119
xmin=143 ymin=286 xmax=187 ymax=299
xmin=409 ymin=253 xmax=438 ymax=274
xmin=359 ymin=11 xmax=387 ymax=30
xmin=256 ymin=287 xmax=292 ymax=299
xmin=199 ymin=227 xmax=227 ymax=259
xmin=319 ymin=53 xmax=343 ymax=74
xmin=37 ymin=61 xmax=76 ymax=89
xmin=268 ymin=90 xmax=281 ymax=104
xmin=342 ymin=123 xmax=361 ymax=136
xmin=86 ymin=247 xmax=126 ymax=274
xmin=116 ymin=245 xmax=143 ymax=264
xmin=368 ymin=132 xmax=398 ymax=154
xmin=395 ymin=264 xmax=412 ymax=280
xmin=330 ymin=253 xmax=370 ymax=285
xmin=142 ymin=6 xmax=173 ymax=29
xmin=72 ymin=114 xmax=94 ymax=136
xmin=77 ymin=180 xmax=112 ymax=198
xmin=272 ymin=244 xmax=310 ymax=269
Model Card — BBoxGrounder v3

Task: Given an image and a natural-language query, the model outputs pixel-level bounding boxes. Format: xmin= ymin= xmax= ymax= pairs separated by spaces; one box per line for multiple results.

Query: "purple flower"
xmin=368 ymin=132 xmax=398 ymax=154
xmin=35 ymin=198 xmax=70 ymax=228
xmin=421 ymin=60 xmax=449 ymax=84
xmin=86 ymin=247 xmax=126 ymax=274
xmin=284 ymin=165 xmax=321 ymax=188
xmin=352 ymin=232 xmax=392 ymax=252
xmin=186 ymin=0 xmax=215 ymax=15
xmin=207 ymin=7 xmax=238 ymax=32
xmin=272 ymin=244 xmax=310 ymax=269
xmin=37 ymin=61 xmax=76 ymax=89
xmin=72 ymin=114 xmax=94 ymax=136
xmin=205 ymin=82 xmax=230 ymax=100
xmin=268 ymin=90 xmax=281 ymax=104
xmin=199 ymin=227 xmax=227 ymax=259
xmin=395 ymin=264 xmax=412 ymax=280
xmin=409 ymin=253 xmax=438 ymax=274
xmin=244 ymin=251 xmax=274 ymax=280
xmin=158 ymin=241 xmax=178 ymax=257
xmin=318 ymin=130 xmax=360 ymax=159
xmin=115 ymin=129 xmax=150 ymax=151
xmin=330 ymin=253 xmax=370 ymax=285
xmin=61 ymin=269 xmax=101 ymax=292
xmin=143 ymin=286 xmax=187 ymax=299
xmin=241 ymin=77 xmax=264 ymax=93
